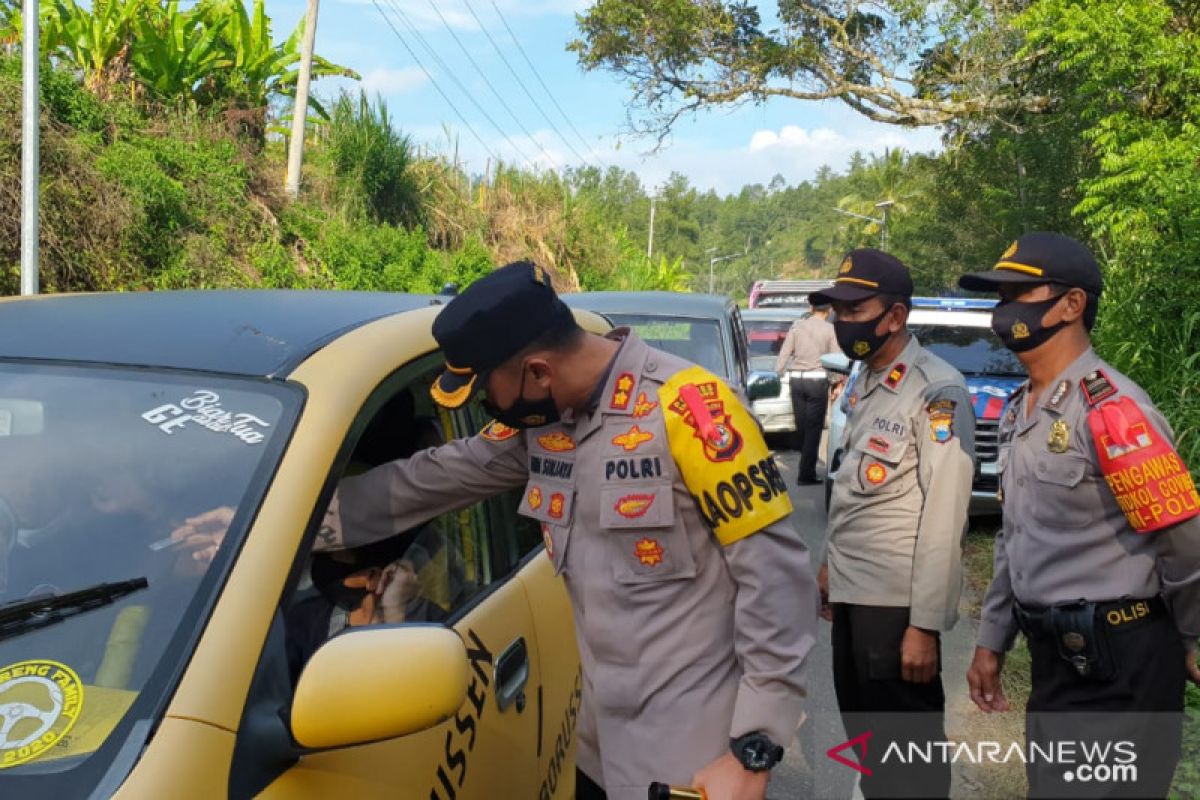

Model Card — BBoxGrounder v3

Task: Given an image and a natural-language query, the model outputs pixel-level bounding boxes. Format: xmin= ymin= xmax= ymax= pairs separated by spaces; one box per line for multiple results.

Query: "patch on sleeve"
xmin=658 ymin=366 xmax=793 ymax=546
xmin=480 ymin=420 xmax=520 ymax=442
xmin=1088 ymin=396 xmax=1200 ymax=533
xmin=926 ymin=399 xmax=957 ymax=444
xmin=1081 ymin=369 xmax=1118 ymax=406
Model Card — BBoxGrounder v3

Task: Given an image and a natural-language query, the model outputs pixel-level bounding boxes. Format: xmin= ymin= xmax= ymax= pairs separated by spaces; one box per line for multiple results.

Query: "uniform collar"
xmin=571 ymin=330 xmax=651 ymax=440
xmin=1039 ymin=347 xmax=1101 ymax=414
xmin=864 ymin=333 xmax=920 ymax=395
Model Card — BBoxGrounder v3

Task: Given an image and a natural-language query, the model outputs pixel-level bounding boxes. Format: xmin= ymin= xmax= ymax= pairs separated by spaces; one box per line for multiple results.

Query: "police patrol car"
xmin=822 ymin=298 xmax=1026 ymax=513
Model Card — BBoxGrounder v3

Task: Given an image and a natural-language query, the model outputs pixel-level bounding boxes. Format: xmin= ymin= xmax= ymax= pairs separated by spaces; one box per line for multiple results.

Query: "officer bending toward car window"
xmin=316 ymin=262 xmax=818 ymax=800
xmin=775 ymin=303 xmax=839 ymax=485
xmin=962 ymin=232 xmax=1200 ymax=799
xmin=814 ymin=249 xmax=975 ymax=799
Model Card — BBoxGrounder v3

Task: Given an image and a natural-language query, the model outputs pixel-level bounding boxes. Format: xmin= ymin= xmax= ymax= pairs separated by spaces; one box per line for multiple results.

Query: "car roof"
xmin=0 ymin=290 xmax=439 ymax=377
xmin=741 ymin=308 xmax=809 ymax=321
xmin=562 ymin=291 xmax=731 ymax=319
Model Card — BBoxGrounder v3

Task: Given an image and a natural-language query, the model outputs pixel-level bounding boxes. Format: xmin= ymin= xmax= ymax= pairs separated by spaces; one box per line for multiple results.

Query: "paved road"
xmin=763 ymin=444 xmax=988 ymax=800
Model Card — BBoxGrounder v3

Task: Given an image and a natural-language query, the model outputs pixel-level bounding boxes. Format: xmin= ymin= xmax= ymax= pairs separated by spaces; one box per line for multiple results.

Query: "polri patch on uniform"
xmin=610 ymin=372 xmax=636 ymax=410
xmin=611 ymin=425 xmax=654 ymax=452
xmin=632 ymin=392 xmax=659 ymax=418
xmin=1047 ymin=379 xmax=1071 ymax=409
xmin=1081 ymin=369 xmax=1118 ymax=406
xmin=537 ymin=432 xmax=576 ymax=452
xmin=480 ymin=420 xmax=520 ymax=442
xmin=927 ymin=399 xmax=956 ymax=443
xmin=634 ymin=537 xmax=664 ymax=567
xmin=1048 ymin=419 xmax=1070 ymax=453
xmin=884 ymin=363 xmax=907 ymax=389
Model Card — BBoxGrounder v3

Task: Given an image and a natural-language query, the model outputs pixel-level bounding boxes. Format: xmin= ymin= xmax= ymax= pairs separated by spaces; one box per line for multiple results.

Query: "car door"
xmin=250 ymin=355 xmax=546 ymax=799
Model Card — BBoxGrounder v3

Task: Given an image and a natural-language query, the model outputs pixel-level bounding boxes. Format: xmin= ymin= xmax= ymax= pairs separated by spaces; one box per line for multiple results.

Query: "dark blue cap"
xmin=959 ymin=232 xmax=1104 ymax=295
xmin=809 ymin=248 xmax=914 ymax=305
xmin=430 ymin=261 xmax=577 ymax=408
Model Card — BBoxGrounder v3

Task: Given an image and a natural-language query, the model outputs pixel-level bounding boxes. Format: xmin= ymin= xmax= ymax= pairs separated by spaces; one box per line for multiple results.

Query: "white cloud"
xmin=360 ymin=66 xmax=428 ymax=95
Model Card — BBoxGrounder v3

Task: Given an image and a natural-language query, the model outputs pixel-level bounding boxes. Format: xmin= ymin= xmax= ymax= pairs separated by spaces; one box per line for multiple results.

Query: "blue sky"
xmin=268 ymin=0 xmax=942 ymax=194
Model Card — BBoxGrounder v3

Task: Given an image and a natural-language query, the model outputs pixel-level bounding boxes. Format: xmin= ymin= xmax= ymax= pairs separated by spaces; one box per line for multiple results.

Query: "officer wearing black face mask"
xmin=811 ymin=249 xmax=975 ymax=800
xmin=319 ymin=261 xmax=819 ymax=800
xmin=961 ymin=232 xmax=1200 ymax=799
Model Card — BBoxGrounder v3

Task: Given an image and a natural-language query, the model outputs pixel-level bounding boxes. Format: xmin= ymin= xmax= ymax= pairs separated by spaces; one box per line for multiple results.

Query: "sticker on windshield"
xmin=141 ymin=390 xmax=271 ymax=445
xmin=0 ymin=659 xmax=84 ymax=769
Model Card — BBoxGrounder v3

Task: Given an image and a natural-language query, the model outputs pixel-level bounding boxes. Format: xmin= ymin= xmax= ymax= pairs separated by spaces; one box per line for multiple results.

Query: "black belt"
xmin=1014 ymin=596 xmax=1166 ymax=639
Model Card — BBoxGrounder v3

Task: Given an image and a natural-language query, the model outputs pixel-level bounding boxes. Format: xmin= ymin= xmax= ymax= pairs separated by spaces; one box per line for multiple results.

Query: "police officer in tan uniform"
xmin=775 ymin=303 xmax=839 ymax=485
xmin=962 ymin=233 xmax=1200 ymax=798
xmin=813 ymin=249 xmax=975 ymax=798
xmin=322 ymin=262 xmax=819 ymax=800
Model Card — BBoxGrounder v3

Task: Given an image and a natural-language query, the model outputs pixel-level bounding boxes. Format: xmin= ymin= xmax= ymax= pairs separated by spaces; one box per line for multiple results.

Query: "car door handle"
xmin=494 ymin=636 xmax=529 ymax=713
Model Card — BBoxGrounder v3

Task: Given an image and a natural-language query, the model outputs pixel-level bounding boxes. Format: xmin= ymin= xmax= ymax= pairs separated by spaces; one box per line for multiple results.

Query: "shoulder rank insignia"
xmin=481 ymin=420 xmax=520 ymax=442
xmin=610 ymin=372 xmax=636 ymax=410
xmin=632 ymin=392 xmax=659 ymax=418
xmin=1047 ymin=379 xmax=1071 ymax=410
xmin=884 ymin=363 xmax=907 ymax=390
xmin=927 ymin=399 xmax=956 ymax=443
xmin=1048 ymin=419 xmax=1070 ymax=453
xmin=1081 ymin=369 xmax=1118 ymax=406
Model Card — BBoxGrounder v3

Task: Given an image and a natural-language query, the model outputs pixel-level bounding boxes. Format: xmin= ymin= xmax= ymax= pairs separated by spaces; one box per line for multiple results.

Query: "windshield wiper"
xmin=0 ymin=577 xmax=149 ymax=642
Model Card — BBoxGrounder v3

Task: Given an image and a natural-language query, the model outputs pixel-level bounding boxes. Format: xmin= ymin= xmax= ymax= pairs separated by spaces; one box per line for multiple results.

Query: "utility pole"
xmin=285 ymin=0 xmax=320 ymax=199
xmin=646 ymin=195 xmax=657 ymax=261
xmin=20 ymin=0 xmax=39 ymax=295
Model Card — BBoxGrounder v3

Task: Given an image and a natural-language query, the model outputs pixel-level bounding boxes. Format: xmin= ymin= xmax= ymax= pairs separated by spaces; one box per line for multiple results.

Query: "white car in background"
xmin=741 ymin=308 xmax=811 ymax=437
xmin=821 ymin=298 xmax=1026 ymax=515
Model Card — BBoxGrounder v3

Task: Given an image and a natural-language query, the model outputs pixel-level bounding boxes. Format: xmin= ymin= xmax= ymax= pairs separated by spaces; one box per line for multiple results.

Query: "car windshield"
xmin=604 ymin=314 xmax=728 ymax=378
xmin=910 ymin=324 xmax=1026 ymax=376
xmin=744 ymin=319 xmax=793 ymax=357
xmin=0 ymin=363 xmax=296 ymax=786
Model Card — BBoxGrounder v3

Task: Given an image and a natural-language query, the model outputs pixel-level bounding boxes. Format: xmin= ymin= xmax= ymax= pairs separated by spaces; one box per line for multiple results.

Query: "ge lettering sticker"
xmin=141 ymin=389 xmax=270 ymax=445
xmin=0 ymin=660 xmax=84 ymax=769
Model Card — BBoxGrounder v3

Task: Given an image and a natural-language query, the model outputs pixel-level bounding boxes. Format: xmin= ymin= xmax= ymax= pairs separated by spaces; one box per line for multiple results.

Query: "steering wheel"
xmin=0 ymin=676 xmax=64 ymax=749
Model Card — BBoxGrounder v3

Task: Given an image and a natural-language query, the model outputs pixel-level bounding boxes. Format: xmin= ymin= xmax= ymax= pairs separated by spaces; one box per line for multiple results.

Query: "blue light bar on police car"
xmin=911 ymin=297 xmax=998 ymax=310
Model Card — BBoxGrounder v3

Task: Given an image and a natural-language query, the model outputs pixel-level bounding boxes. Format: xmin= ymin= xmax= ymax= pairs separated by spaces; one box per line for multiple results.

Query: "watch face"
xmin=746 ymin=743 xmax=771 ymax=769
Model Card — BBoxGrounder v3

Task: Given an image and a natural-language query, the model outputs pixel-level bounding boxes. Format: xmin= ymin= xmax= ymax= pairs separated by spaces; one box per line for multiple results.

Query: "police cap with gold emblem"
xmin=430 ymin=260 xmax=576 ymax=409
xmin=808 ymin=248 xmax=914 ymax=305
xmin=958 ymin=232 xmax=1104 ymax=295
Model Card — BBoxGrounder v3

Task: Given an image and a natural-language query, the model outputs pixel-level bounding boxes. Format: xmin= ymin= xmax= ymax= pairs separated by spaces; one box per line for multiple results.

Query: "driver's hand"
xmin=170 ymin=506 xmax=235 ymax=563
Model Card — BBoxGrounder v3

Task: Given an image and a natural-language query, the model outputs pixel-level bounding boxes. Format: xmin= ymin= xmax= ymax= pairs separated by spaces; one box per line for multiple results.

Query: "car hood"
xmin=966 ymin=376 xmax=1025 ymax=421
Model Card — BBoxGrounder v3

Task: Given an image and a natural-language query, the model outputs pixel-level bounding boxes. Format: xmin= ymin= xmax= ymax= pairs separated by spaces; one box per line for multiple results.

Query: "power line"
xmin=460 ymin=0 xmax=596 ymax=169
xmin=489 ymin=0 xmax=604 ymax=168
xmin=369 ymin=0 xmax=500 ymax=165
xmin=382 ymin=0 xmax=537 ymax=169
xmin=424 ymin=0 xmax=561 ymax=171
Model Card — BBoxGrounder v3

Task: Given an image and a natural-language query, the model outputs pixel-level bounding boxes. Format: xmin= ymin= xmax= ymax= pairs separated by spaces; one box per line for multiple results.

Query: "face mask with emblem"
xmin=483 ymin=364 xmax=561 ymax=430
xmin=991 ymin=293 xmax=1069 ymax=352
xmin=833 ymin=308 xmax=891 ymax=361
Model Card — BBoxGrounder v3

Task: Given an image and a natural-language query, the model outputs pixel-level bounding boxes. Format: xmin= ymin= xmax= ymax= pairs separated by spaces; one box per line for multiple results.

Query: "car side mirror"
xmin=747 ymin=371 xmax=781 ymax=402
xmin=820 ymin=353 xmax=851 ymax=375
xmin=291 ymin=625 xmax=468 ymax=750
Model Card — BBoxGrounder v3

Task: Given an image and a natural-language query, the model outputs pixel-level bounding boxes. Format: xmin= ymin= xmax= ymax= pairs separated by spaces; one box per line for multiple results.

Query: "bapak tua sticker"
xmin=0 ymin=660 xmax=84 ymax=769
xmin=142 ymin=390 xmax=271 ymax=445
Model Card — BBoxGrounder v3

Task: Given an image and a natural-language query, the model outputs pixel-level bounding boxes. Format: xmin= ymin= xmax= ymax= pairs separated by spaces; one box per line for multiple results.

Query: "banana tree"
xmin=130 ymin=0 xmax=230 ymax=103
xmin=42 ymin=0 xmax=143 ymax=95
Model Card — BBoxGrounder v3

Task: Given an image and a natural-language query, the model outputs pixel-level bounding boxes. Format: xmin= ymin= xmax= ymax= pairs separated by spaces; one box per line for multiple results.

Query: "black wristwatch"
xmin=730 ymin=731 xmax=784 ymax=772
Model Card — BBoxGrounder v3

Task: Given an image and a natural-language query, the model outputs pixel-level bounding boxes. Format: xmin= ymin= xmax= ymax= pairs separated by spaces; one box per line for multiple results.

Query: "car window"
xmin=601 ymin=314 xmax=727 ymax=378
xmin=0 ymin=363 xmax=296 ymax=784
xmin=745 ymin=319 xmax=792 ymax=357
xmin=909 ymin=324 xmax=1026 ymax=377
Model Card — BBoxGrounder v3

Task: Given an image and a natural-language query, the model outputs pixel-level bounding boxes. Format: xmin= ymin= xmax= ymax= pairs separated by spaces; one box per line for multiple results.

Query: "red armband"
xmin=1087 ymin=395 xmax=1200 ymax=533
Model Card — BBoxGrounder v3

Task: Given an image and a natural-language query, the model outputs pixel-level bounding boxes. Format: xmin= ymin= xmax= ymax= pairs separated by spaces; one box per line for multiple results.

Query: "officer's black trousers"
xmin=1024 ymin=613 xmax=1185 ymax=799
xmin=789 ymin=377 xmax=828 ymax=482
xmin=576 ymin=768 xmax=607 ymax=800
xmin=831 ymin=603 xmax=950 ymax=799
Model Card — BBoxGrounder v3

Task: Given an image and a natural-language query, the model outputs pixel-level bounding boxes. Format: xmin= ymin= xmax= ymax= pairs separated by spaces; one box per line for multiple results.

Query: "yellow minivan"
xmin=0 ymin=290 xmax=593 ymax=798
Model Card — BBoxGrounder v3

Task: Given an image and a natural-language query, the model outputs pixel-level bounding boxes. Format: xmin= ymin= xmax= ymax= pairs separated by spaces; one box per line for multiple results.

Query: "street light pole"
xmin=20 ymin=0 xmax=39 ymax=295
xmin=647 ymin=195 xmax=656 ymax=261
xmin=831 ymin=200 xmax=893 ymax=250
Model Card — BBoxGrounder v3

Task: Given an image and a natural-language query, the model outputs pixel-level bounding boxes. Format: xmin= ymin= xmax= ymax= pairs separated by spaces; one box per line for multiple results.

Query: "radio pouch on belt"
xmin=1049 ymin=601 xmax=1117 ymax=681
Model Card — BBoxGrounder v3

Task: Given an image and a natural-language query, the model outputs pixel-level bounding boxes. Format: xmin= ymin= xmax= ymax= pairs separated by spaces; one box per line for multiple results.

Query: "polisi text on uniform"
xmin=605 ymin=457 xmax=663 ymax=480
xmin=695 ymin=457 xmax=788 ymax=528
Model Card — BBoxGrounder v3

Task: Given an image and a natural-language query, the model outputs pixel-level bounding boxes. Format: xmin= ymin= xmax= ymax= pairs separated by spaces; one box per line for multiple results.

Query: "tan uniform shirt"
xmin=978 ymin=347 xmax=1200 ymax=653
xmin=826 ymin=335 xmax=976 ymax=631
xmin=328 ymin=331 xmax=819 ymax=798
xmin=776 ymin=315 xmax=839 ymax=373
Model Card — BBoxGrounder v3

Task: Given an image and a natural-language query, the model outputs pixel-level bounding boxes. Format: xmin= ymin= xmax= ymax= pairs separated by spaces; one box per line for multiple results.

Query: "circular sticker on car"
xmin=0 ymin=660 xmax=84 ymax=769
